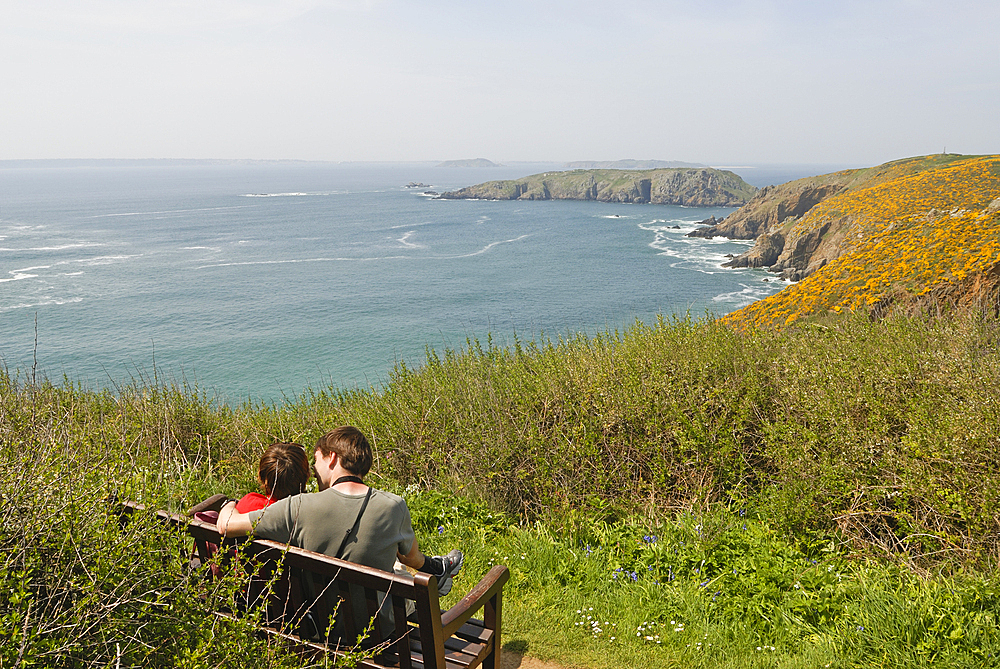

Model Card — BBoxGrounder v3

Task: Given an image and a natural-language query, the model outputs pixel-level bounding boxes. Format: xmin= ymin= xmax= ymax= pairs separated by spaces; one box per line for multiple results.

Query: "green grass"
xmin=3 ymin=310 xmax=1000 ymax=666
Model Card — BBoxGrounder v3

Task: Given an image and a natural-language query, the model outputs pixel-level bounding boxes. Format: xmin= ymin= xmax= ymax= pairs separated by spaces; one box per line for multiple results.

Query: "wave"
xmin=636 ymin=220 xmax=756 ymax=274
xmin=712 ymin=282 xmax=785 ymax=304
xmin=87 ymin=205 xmax=253 ymax=218
xmin=396 ymin=231 xmax=424 ymax=249
xmin=76 ymin=254 xmax=141 ymax=266
xmin=243 ymin=192 xmax=309 ymax=198
xmin=196 ymin=256 xmax=411 ymax=269
xmin=6 ymin=242 xmax=106 ymax=252
xmin=0 ymin=270 xmax=39 ymax=283
xmin=439 ymin=234 xmax=531 ymax=259
xmin=388 ymin=221 xmax=437 ymax=230
xmin=0 ymin=296 xmax=84 ymax=312
xmin=195 ymin=235 xmax=532 ymax=268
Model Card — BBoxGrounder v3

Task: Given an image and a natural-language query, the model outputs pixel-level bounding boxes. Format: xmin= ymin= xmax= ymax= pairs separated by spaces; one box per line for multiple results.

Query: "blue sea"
xmin=0 ymin=161 xmax=827 ymax=404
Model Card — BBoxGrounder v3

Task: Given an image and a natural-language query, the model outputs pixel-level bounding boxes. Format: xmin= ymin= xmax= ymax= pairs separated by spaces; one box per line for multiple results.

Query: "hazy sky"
xmin=2 ymin=0 xmax=998 ymax=165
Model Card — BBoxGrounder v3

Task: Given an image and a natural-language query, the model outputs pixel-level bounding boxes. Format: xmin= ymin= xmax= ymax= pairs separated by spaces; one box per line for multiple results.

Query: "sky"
xmin=2 ymin=0 xmax=998 ymax=166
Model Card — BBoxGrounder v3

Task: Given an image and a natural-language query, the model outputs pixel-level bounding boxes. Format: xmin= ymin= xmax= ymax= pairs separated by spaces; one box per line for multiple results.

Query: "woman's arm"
xmin=216 ymin=500 xmax=254 ymax=537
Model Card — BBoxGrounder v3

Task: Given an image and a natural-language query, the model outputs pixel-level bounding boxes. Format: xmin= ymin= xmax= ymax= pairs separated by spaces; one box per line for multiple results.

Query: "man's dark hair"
xmin=316 ymin=426 xmax=373 ymax=477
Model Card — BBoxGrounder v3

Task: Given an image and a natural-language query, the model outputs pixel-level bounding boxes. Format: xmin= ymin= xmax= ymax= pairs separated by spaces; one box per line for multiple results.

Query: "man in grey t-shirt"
xmin=216 ymin=425 xmax=463 ymax=596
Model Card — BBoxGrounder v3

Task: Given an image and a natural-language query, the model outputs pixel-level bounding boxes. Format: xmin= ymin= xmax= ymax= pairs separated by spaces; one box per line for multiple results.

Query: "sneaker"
xmin=435 ymin=549 xmax=464 ymax=597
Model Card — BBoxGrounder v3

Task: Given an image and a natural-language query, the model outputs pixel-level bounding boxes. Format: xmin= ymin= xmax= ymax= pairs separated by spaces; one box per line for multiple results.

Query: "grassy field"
xmin=3 ymin=310 xmax=1000 ymax=667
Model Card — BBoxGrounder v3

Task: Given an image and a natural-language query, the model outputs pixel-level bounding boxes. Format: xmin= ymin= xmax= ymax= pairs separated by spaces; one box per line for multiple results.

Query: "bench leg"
xmin=484 ymin=589 xmax=503 ymax=669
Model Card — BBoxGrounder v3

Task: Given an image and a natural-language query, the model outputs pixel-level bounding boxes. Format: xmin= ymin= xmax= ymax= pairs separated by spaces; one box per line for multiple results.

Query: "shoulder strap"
xmin=335 ymin=488 xmax=372 ymax=559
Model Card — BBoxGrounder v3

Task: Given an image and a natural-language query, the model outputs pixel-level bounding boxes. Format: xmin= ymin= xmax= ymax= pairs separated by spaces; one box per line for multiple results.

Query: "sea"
xmin=0 ymin=161 xmax=836 ymax=404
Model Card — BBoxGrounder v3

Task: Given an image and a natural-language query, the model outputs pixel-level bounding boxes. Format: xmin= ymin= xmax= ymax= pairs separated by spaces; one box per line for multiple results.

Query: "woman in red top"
xmin=235 ymin=442 xmax=311 ymax=512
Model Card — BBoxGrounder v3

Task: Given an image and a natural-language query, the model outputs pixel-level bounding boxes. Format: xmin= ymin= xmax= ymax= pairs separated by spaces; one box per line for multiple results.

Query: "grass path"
xmin=502 ymin=652 xmax=574 ymax=669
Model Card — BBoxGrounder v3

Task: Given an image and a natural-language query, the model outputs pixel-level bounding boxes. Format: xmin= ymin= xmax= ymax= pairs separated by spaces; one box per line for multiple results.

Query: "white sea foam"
xmin=396 ymin=231 xmax=424 ymax=249
xmin=196 ymin=256 xmax=411 ymax=269
xmin=60 ymin=272 xmax=84 ymax=276
xmin=388 ymin=221 xmax=436 ymax=230
xmin=0 ymin=271 xmax=38 ymax=283
xmin=0 ymin=296 xmax=84 ymax=312
xmin=76 ymin=254 xmax=141 ymax=266
xmin=243 ymin=192 xmax=309 ymax=198
xmin=438 ymin=234 xmax=531 ymax=259
xmin=20 ymin=242 xmax=105 ymax=252
xmin=88 ymin=205 xmax=252 ymax=218
xmin=712 ymin=282 xmax=785 ymax=304
xmin=637 ymin=219 xmax=756 ymax=275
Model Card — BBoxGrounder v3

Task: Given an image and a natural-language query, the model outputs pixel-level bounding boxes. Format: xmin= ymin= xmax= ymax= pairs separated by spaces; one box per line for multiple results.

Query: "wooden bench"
xmin=119 ymin=494 xmax=509 ymax=669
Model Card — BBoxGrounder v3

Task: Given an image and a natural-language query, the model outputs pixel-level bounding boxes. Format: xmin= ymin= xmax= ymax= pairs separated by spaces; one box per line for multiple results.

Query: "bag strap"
xmin=335 ymin=487 xmax=372 ymax=559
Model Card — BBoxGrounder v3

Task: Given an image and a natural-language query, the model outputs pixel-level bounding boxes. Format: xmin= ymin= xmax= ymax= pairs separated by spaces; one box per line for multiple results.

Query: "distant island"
xmin=564 ymin=159 xmax=703 ymax=169
xmin=436 ymin=158 xmax=503 ymax=168
xmin=437 ymin=167 xmax=757 ymax=207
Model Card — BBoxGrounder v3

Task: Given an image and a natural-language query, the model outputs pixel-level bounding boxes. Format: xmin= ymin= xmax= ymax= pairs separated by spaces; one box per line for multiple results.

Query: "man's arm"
xmin=216 ymin=501 xmax=254 ymax=537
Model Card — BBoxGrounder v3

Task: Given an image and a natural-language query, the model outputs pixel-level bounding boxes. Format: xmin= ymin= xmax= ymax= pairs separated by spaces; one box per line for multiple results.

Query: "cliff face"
xmin=689 ymin=181 xmax=851 ymax=240
xmin=437 ymin=168 xmax=757 ymax=207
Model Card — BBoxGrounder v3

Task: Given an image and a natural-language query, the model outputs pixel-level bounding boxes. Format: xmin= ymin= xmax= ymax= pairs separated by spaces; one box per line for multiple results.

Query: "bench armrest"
xmin=189 ymin=493 xmax=231 ymax=515
xmin=440 ymin=565 xmax=510 ymax=638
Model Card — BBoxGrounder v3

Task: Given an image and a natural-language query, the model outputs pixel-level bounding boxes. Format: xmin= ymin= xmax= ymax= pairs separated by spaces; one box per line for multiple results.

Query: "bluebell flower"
xmin=437 ymin=525 xmax=445 ymax=534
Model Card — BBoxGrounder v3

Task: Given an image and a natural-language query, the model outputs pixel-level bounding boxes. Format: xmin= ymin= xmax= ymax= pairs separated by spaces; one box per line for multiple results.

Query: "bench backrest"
xmin=120 ymin=500 xmax=507 ymax=669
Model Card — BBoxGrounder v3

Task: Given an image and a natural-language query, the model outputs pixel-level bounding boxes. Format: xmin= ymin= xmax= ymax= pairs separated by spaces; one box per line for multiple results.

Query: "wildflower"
xmin=437 ymin=525 xmax=444 ymax=534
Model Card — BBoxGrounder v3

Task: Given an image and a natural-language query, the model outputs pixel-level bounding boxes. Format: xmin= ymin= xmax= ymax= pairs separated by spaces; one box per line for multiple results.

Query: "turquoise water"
xmin=0 ymin=162 xmax=800 ymax=403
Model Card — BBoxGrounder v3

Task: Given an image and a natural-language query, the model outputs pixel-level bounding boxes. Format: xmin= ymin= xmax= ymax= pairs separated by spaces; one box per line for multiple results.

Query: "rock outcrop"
xmin=437 ymin=168 xmax=757 ymax=207
xmin=689 ymin=182 xmax=849 ymax=240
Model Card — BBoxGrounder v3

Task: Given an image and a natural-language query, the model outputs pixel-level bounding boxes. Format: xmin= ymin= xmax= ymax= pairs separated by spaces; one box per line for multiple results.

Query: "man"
xmin=216 ymin=425 xmax=463 ymax=596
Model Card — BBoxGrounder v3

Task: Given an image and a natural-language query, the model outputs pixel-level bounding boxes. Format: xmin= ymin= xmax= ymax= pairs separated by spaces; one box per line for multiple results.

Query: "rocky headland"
xmin=720 ymin=154 xmax=1000 ymax=327
xmin=691 ymin=154 xmax=997 ymax=282
xmin=437 ymin=168 xmax=757 ymax=207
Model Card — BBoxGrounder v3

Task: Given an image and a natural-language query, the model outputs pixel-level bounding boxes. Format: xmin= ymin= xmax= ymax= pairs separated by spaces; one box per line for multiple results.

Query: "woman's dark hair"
xmin=259 ymin=442 xmax=310 ymax=500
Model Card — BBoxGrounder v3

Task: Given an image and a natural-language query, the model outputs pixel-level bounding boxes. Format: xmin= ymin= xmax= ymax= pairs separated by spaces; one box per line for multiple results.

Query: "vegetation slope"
xmin=726 ymin=155 xmax=1000 ymax=326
